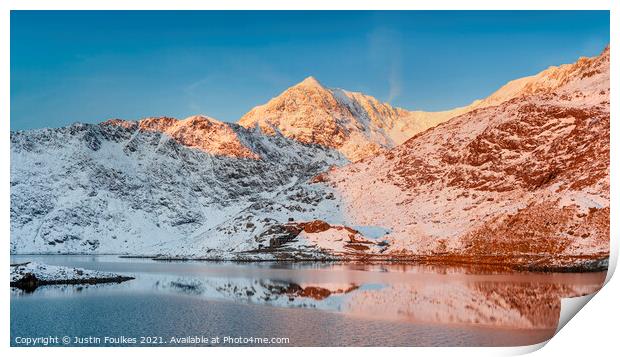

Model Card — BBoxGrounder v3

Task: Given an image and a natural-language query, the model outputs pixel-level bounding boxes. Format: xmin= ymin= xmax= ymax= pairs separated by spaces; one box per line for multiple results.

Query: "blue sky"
xmin=11 ymin=10 xmax=609 ymax=130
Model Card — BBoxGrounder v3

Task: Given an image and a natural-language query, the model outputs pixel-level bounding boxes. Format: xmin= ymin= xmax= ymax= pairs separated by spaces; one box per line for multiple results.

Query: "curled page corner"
xmin=544 ymin=246 xmax=617 ymax=348
xmin=503 ymin=292 xmax=603 ymax=356
xmin=507 ymin=341 xmax=549 ymax=356
xmin=556 ymin=293 xmax=597 ymax=333
xmin=512 ymin=246 xmax=616 ymax=354
xmin=550 ymin=248 xmax=616 ymax=340
xmin=604 ymin=239 xmax=618 ymax=284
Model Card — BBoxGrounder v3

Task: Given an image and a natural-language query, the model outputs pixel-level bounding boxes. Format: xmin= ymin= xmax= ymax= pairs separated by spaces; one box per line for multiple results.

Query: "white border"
xmin=2 ymin=1 xmax=616 ymax=357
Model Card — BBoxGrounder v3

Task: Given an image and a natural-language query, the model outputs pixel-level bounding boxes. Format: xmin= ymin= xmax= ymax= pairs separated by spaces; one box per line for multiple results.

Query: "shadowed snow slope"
xmin=10 ymin=117 xmax=345 ymax=254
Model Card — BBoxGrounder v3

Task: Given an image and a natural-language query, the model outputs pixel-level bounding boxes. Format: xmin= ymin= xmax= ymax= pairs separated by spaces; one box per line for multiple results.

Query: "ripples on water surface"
xmin=10 ymin=255 xmax=606 ymax=346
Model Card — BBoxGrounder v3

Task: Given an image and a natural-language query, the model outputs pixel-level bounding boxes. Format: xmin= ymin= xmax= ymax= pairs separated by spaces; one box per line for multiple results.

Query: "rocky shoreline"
xmin=118 ymin=253 xmax=609 ymax=273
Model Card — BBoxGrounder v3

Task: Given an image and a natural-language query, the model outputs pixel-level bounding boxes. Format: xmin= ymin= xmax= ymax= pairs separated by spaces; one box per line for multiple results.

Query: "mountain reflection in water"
xmin=10 ymin=256 xmax=606 ymax=346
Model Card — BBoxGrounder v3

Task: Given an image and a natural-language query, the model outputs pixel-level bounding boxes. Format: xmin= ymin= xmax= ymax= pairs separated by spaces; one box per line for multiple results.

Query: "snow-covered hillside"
xmin=10 ymin=116 xmax=344 ymax=254
xmin=10 ymin=47 xmax=610 ymax=270
xmin=317 ymin=46 xmax=610 ymax=267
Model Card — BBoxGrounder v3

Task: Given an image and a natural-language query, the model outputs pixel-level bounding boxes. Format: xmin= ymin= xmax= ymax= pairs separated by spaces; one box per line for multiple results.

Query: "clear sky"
xmin=11 ymin=10 xmax=609 ymax=130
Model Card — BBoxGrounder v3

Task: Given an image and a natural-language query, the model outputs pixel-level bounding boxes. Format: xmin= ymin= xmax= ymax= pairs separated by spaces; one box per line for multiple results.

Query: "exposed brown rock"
xmin=298 ymin=286 xmax=332 ymax=300
xmin=303 ymin=220 xmax=331 ymax=233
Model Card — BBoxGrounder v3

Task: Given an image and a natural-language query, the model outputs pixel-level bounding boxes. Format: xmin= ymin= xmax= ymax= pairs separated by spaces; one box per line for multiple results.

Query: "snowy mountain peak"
xmin=238 ymin=46 xmax=608 ymax=163
xmin=239 ymin=78 xmax=421 ymax=161
xmin=296 ymin=76 xmax=324 ymax=88
xmin=181 ymin=114 xmax=222 ymax=124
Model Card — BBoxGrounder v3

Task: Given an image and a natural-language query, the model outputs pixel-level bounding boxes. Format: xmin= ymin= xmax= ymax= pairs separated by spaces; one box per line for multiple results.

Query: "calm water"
xmin=10 ymin=255 xmax=606 ymax=347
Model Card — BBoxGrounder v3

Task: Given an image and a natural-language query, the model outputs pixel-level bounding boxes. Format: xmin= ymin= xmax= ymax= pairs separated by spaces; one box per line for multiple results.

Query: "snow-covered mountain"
xmin=166 ymin=47 xmax=609 ymax=269
xmin=10 ymin=47 xmax=610 ymax=270
xmin=10 ymin=116 xmax=344 ymax=253
xmin=237 ymin=54 xmax=606 ymax=163
xmin=313 ymin=46 xmax=610 ymax=268
xmin=239 ymin=76 xmax=465 ymax=161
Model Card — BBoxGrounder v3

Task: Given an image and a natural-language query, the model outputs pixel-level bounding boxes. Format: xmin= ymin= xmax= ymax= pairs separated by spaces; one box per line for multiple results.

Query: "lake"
xmin=10 ymin=255 xmax=606 ymax=347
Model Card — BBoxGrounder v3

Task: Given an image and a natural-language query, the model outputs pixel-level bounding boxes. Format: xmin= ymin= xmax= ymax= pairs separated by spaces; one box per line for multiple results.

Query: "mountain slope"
xmin=239 ymin=76 xmax=482 ymax=161
xmin=239 ymin=76 xmax=477 ymax=161
xmin=10 ymin=116 xmax=345 ymax=254
xmin=239 ymin=77 xmax=400 ymax=161
xmin=316 ymin=46 xmax=610 ymax=267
